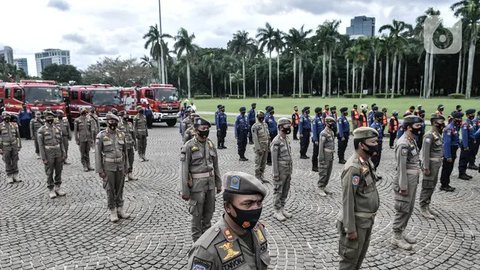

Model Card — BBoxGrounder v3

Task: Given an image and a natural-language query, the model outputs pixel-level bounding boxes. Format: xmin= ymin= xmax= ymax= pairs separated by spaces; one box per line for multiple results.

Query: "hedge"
xmin=343 ymin=93 xmax=362 ymax=98
xmin=194 ymin=94 xmax=212 ymax=99
xmin=261 ymin=94 xmax=285 ymax=98
xmin=227 ymin=94 xmax=243 ymax=99
xmin=448 ymin=93 xmax=465 ymax=99
xmin=373 ymin=93 xmax=401 ymax=98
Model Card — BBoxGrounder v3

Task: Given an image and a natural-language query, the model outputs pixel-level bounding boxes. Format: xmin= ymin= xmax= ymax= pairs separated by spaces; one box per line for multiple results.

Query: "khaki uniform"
xmin=180 ymin=137 xmax=221 ymax=242
xmin=74 ymin=115 xmax=94 ymax=170
xmin=420 ymin=129 xmax=443 ymax=207
xmin=89 ymin=113 xmax=100 ymax=139
xmin=251 ymin=121 xmax=270 ymax=180
xmin=393 ymin=134 xmax=420 ymax=233
xmin=318 ymin=127 xmax=335 ymax=188
xmin=0 ymin=122 xmax=21 ymax=176
xmin=95 ymin=129 xmax=128 ymax=210
xmin=30 ymin=117 xmax=43 ymax=156
xmin=182 ymin=117 xmax=193 ymax=137
xmin=55 ymin=117 xmax=71 ymax=161
xmin=271 ymin=134 xmax=292 ymax=210
xmin=187 ymin=218 xmax=270 ymax=269
xmin=183 ymin=126 xmax=196 ymax=144
xmin=37 ymin=123 xmax=65 ymax=190
xmin=133 ymin=114 xmax=148 ymax=158
xmin=119 ymin=119 xmax=136 ymax=174
xmin=337 ymin=153 xmax=379 ymax=270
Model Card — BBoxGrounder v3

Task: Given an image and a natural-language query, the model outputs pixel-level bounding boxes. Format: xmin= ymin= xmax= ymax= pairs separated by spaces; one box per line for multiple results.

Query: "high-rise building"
xmin=346 ymin=16 xmax=375 ymax=38
xmin=14 ymin=58 xmax=28 ymax=75
xmin=35 ymin=48 xmax=71 ymax=77
xmin=0 ymin=46 xmax=14 ymax=64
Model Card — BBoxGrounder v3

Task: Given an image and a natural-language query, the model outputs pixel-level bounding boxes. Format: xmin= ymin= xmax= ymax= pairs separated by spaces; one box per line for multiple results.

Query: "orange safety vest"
xmin=361 ymin=113 xmax=368 ymax=127
xmin=389 ymin=117 xmax=398 ymax=133
xmin=292 ymin=112 xmax=299 ymax=126
xmin=352 ymin=109 xmax=359 ymax=120
xmin=382 ymin=115 xmax=388 ymax=126
xmin=436 ymin=110 xmax=444 ymax=116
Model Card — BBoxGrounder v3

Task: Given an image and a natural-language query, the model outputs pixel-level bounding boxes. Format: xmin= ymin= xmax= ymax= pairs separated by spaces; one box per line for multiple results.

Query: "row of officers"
xmin=181 ymin=104 xmax=480 ymax=269
xmin=4 ymin=106 xmax=150 ymax=223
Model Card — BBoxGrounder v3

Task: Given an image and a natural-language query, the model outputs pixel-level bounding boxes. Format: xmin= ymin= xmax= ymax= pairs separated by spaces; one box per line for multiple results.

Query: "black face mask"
xmin=228 ymin=204 xmax=262 ymax=230
xmin=108 ymin=122 xmax=117 ymax=130
xmin=81 ymin=113 xmax=87 ymax=117
xmin=4 ymin=117 xmax=10 ymax=122
xmin=362 ymin=143 xmax=378 ymax=157
xmin=198 ymin=129 xmax=209 ymax=138
xmin=411 ymin=126 xmax=422 ymax=135
xmin=454 ymin=120 xmax=462 ymax=127
xmin=468 ymin=115 xmax=475 ymax=120
xmin=282 ymin=127 xmax=291 ymax=134
xmin=46 ymin=118 xmax=54 ymax=124
xmin=257 ymin=117 xmax=264 ymax=122
xmin=343 ymin=112 xmax=348 ymax=117
xmin=139 ymin=110 xmax=144 ymax=114
xmin=305 ymin=110 xmax=310 ymax=115
xmin=270 ymin=112 xmax=275 ymax=116
xmin=435 ymin=123 xmax=446 ymax=130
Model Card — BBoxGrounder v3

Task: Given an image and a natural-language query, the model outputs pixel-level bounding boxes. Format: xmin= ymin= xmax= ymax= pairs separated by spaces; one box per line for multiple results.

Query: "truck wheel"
xmin=166 ymin=119 xmax=177 ymax=127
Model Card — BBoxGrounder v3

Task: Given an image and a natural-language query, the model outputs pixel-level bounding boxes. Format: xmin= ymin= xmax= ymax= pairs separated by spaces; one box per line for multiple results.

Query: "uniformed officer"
xmin=180 ymin=106 xmax=192 ymax=136
xmin=471 ymin=111 xmax=480 ymax=170
xmin=311 ymin=107 xmax=325 ymax=172
xmin=322 ymin=104 xmax=330 ymax=120
xmin=184 ymin=113 xmax=200 ymax=144
xmin=270 ymin=117 xmax=293 ymax=221
xmin=235 ymin=107 xmax=249 ymax=161
xmin=248 ymin=103 xmax=256 ymax=144
xmin=436 ymin=104 xmax=445 ymax=116
xmin=370 ymin=112 xmax=384 ymax=179
xmin=187 ymin=171 xmax=270 ymax=269
xmin=0 ymin=112 xmax=21 ymax=183
xmin=417 ymin=109 xmax=426 ymax=150
xmin=251 ymin=111 xmax=269 ymax=183
xmin=318 ymin=116 xmax=336 ymax=197
xmin=119 ymin=110 xmax=138 ymax=181
xmin=337 ymin=107 xmax=350 ymax=164
xmin=299 ymin=106 xmax=311 ymax=159
xmin=381 ymin=107 xmax=388 ymax=133
xmin=56 ymin=110 xmax=71 ymax=164
xmin=351 ymin=104 xmax=360 ymax=130
xmin=330 ymin=106 xmax=338 ymax=135
xmin=30 ymin=111 xmax=44 ymax=159
xmin=215 ymin=105 xmax=228 ymax=149
xmin=95 ymin=113 xmax=130 ymax=222
xmin=74 ymin=108 xmax=94 ymax=172
xmin=439 ymin=112 xmax=463 ymax=192
xmin=388 ymin=111 xmax=399 ymax=149
xmin=292 ymin=106 xmax=300 ymax=140
xmin=134 ymin=105 xmax=149 ymax=161
xmin=265 ymin=106 xmax=277 ymax=166
xmin=367 ymin=105 xmax=378 ymax=126
xmin=89 ymin=106 xmax=100 ymax=141
xmin=359 ymin=105 xmax=368 ymax=128
xmin=391 ymin=115 xmax=423 ymax=250
xmin=337 ymin=127 xmax=380 ymax=270
xmin=420 ymin=114 xmax=445 ymax=219
xmin=38 ymin=110 xmax=66 ymax=198
xmin=181 ymin=117 xmax=222 ymax=242
xmin=458 ymin=109 xmax=476 ymax=180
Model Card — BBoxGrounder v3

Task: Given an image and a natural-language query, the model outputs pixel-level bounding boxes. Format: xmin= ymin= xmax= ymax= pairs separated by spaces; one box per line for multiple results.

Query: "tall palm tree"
xmin=272 ymin=29 xmax=284 ymax=96
xmin=201 ymin=52 xmax=217 ymax=98
xmin=284 ymin=26 xmax=312 ymax=97
xmin=174 ymin=27 xmax=199 ymax=99
xmin=316 ymin=20 xmax=341 ymax=98
xmin=452 ymin=0 xmax=480 ymax=98
xmin=228 ymin=30 xmax=256 ymax=98
xmin=257 ymin=23 xmax=276 ymax=98
xmin=370 ymin=37 xmax=384 ymax=95
xmin=143 ymin=25 xmax=171 ymax=82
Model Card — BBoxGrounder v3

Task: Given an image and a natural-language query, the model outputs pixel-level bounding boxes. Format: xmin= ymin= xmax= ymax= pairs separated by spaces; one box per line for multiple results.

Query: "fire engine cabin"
xmin=68 ymin=84 xmax=124 ymax=126
xmin=0 ymin=80 xmax=65 ymax=116
xmin=134 ymin=83 xmax=180 ymax=127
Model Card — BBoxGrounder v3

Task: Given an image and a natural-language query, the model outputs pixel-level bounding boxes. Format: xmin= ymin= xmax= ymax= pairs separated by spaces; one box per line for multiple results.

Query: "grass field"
xmin=191 ymin=97 xmax=480 ymax=123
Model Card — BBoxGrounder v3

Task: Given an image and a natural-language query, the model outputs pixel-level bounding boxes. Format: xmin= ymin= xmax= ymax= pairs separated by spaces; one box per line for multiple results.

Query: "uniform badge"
xmin=215 ymin=240 xmax=242 ymax=263
xmin=191 ymin=257 xmax=212 ymax=270
xmin=401 ymin=148 xmax=408 ymax=156
xmin=223 ymin=228 xmax=236 ymax=242
xmin=191 ymin=145 xmax=199 ymax=152
xmin=230 ymin=176 xmax=240 ymax=190
xmin=352 ymin=175 xmax=360 ymax=186
xmin=425 ymin=138 xmax=431 ymax=143
xmin=254 ymin=227 xmax=266 ymax=243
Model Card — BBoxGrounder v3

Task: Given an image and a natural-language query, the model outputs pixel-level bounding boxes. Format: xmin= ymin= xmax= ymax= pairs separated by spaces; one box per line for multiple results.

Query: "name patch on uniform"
xmin=191 ymin=257 xmax=212 ymax=270
xmin=352 ymin=175 xmax=360 ymax=186
xmin=215 ymin=240 xmax=243 ymax=264
xmin=221 ymin=254 xmax=245 ymax=270
xmin=229 ymin=176 xmax=240 ymax=190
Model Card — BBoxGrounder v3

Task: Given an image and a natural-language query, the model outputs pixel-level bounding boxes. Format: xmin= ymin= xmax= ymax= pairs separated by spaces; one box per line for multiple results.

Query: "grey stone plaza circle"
xmin=1 ymin=126 xmax=479 ymax=269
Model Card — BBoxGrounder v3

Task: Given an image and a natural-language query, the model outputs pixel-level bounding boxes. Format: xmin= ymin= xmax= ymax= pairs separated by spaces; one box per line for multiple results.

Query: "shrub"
xmin=261 ymin=94 xmax=285 ymax=98
xmin=448 ymin=93 xmax=465 ymax=99
xmin=373 ymin=92 xmax=401 ymax=98
xmin=194 ymin=94 xmax=212 ymax=99
xmin=343 ymin=93 xmax=362 ymax=98
xmin=227 ymin=94 xmax=243 ymax=99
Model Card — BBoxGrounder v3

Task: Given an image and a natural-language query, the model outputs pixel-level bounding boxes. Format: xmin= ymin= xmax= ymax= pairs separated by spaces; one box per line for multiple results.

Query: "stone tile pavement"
xmin=1 ymin=125 xmax=479 ymax=269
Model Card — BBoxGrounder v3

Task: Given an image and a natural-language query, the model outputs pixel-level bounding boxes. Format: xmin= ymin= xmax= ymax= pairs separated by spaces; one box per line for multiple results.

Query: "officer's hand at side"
xmin=299 ymin=134 xmax=303 ymax=138
xmin=315 ymin=141 xmax=319 ymax=145
xmin=43 ymin=159 xmax=48 ymax=165
xmin=99 ymin=172 xmax=106 ymax=179
xmin=216 ymin=188 xmax=222 ymax=194
xmin=465 ymin=147 xmax=469 ymax=151
xmin=341 ymin=137 xmax=345 ymax=141
xmin=399 ymin=189 xmax=408 ymax=196
xmin=181 ymin=194 xmax=190 ymax=201
xmin=347 ymin=231 xmax=358 ymax=240
xmin=424 ymin=168 xmax=431 ymax=176
xmin=447 ymin=158 xmax=453 ymax=163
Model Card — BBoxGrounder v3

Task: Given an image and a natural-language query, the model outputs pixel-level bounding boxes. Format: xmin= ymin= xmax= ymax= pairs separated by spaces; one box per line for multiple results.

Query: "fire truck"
xmin=68 ymin=84 xmax=124 ymax=126
xmin=124 ymin=83 xmax=180 ymax=127
xmin=0 ymin=80 xmax=66 ymax=115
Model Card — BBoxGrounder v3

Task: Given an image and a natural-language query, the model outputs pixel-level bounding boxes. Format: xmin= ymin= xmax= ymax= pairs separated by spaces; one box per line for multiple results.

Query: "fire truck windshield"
xmin=24 ymin=87 xmax=63 ymax=104
xmin=91 ymin=90 xmax=122 ymax=105
xmin=154 ymin=88 xmax=178 ymax=101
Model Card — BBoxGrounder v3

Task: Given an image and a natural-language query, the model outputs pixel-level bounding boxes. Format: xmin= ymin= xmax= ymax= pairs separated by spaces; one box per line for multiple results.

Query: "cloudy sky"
xmin=1 ymin=0 xmax=459 ymax=76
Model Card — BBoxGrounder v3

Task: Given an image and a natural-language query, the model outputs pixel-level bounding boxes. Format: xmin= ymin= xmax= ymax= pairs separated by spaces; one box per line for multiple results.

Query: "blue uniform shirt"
xmin=265 ymin=113 xmax=277 ymax=137
xmin=370 ymin=121 xmax=384 ymax=140
xmin=248 ymin=108 xmax=256 ymax=124
xmin=298 ymin=114 xmax=311 ymax=132
xmin=368 ymin=111 xmax=376 ymax=126
xmin=474 ymin=117 xmax=480 ymax=139
xmin=311 ymin=115 xmax=325 ymax=142
xmin=443 ymin=122 xmax=460 ymax=159
xmin=216 ymin=111 xmax=227 ymax=127
xmin=18 ymin=109 xmax=32 ymax=122
xmin=461 ymin=119 xmax=475 ymax=148
xmin=397 ymin=125 xmax=405 ymax=139
xmin=337 ymin=115 xmax=350 ymax=139
xmin=235 ymin=114 xmax=249 ymax=137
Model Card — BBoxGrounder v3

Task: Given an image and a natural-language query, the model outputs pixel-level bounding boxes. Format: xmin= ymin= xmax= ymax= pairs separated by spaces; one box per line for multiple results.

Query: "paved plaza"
xmin=1 ymin=125 xmax=480 ymax=269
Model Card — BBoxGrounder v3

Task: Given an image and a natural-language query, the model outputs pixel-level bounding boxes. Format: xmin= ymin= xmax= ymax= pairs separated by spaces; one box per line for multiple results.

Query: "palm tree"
xmin=228 ymin=30 xmax=256 ymax=98
xmin=316 ymin=20 xmax=341 ymax=98
xmin=452 ymin=0 xmax=480 ymax=98
xmin=379 ymin=20 xmax=413 ymax=98
xmin=272 ymin=29 xmax=284 ymax=96
xmin=284 ymin=26 xmax=312 ymax=97
xmin=370 ymin=37 xmax=384 ymax=95
xmin=143 ymin=25 xmax=171 ymax=82
xmin=257 ymin=23 xmax=276 ymax=98
xmin=174 ymin=27 xmax=199 ymax=99
xmin=201 ymin=52 xmax=217 ymax=98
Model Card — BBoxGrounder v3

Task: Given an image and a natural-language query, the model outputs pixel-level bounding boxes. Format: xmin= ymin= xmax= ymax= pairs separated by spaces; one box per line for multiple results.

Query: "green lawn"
xmin=191 ymin=97 xmax=479 ymax=123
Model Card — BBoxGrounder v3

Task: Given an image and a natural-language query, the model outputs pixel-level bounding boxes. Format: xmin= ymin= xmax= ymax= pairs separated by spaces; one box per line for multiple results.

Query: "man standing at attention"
xmin=74 ymin=108 xmax=94 ymax=172
xmin=247 ymin=103 xmax=256 ymax=144
xmin=251 ymin=111 xmax=269 ymax=183
xmin=235 ymin=106 xmax=249 ymax=161
xmin=134 ymin=106 xmax=149 ymax=162
xmin=299 ymin=106 xmax=311 ymax=159
xmin=292 ymin=106 xmax=300 ymax=140
xmin=318 ymin=116 xmax=336 ymax=197
xmin=337 ymin=107 xmax=350 ymax=164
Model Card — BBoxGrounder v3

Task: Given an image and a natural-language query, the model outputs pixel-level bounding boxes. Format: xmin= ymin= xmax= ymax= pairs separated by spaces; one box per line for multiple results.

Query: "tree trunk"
xmin=210 ymin=66 xmax=213 ymax=98
xmin=391 ymin=53 xmax=397 ymax=98
xmin=254 ymin=64 xmax=257 ymax=98
xmin=299 ymin=58 xmax=303 ymax=97
xmin=328 ymin=49 xmax=332 ymax=97
xmin=346 ymin=59 xmax=349 ymax=94
xmin=237 ymin=81 xmax=239 ymax=96
xmin=373 ymin=53 xmax=377 ymax=95
xmin=385 ymin=54 xmax=389 ymax=94
xmin=360 ymin=64 xmax=365 ymax=98
xmin=461 ymin=46 xmax=468 ymax=94
xmin=268 ymin=52 xmax=272 ymax=98
xmin=322 ymin=46 xmax=327 ymax=98
xmin=432 ymin=70 xmax=436 ymax=97
xmin=352 ymin=64 xmax=355 ymax=93
xmin=242 ymin=57 xmax=246 ymax=99
xmin=165 ymin=60 xmax=169 ymax=83
xmin=403 ymin=62 xmax=407 ymax=95
xmin=229 ymin=73 xmax=232 ymax=96
xmin=427 ymin=50 xmax=434 ymax=98
xmin=465 ymin=25 xmax=477 ymax=99
xmin=158 ymin=58 xmax=162 ymax=82
xmin=178 ymin=76 xmax=181 ymax=95
xmin=223 ymin=76 xmax=226 ymax=97
xmin=423 ymin=52 xmax=430 ymax=98
xmin=276 ymin=53 xmax=280 ymax=96
xmin=397 ymin=58 xmax=402 ymax=95
xmin=293 ymin=53 xmax=297 ymax=97
xmin=379 ymin=60 xmax=383 ymax=95
xmin=186 ymin=59 xmax=191 ymax=99
xmin=456 ymin=50 xmax=462 ymax=93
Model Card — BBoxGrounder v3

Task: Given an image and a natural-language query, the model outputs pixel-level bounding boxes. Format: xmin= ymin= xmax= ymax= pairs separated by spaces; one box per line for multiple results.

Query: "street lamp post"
xmin=158 ymin=0 xmax=165 ymax=84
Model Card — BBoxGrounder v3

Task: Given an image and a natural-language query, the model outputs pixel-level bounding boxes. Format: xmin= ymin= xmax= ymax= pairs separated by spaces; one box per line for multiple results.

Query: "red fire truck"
xmin=124 ymin=83 xmax=180 ymax=127
xmin=68 ymin=84 xmax=124 ymax=126
xmin=0 ymin=80 xmax=66 ymax=115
